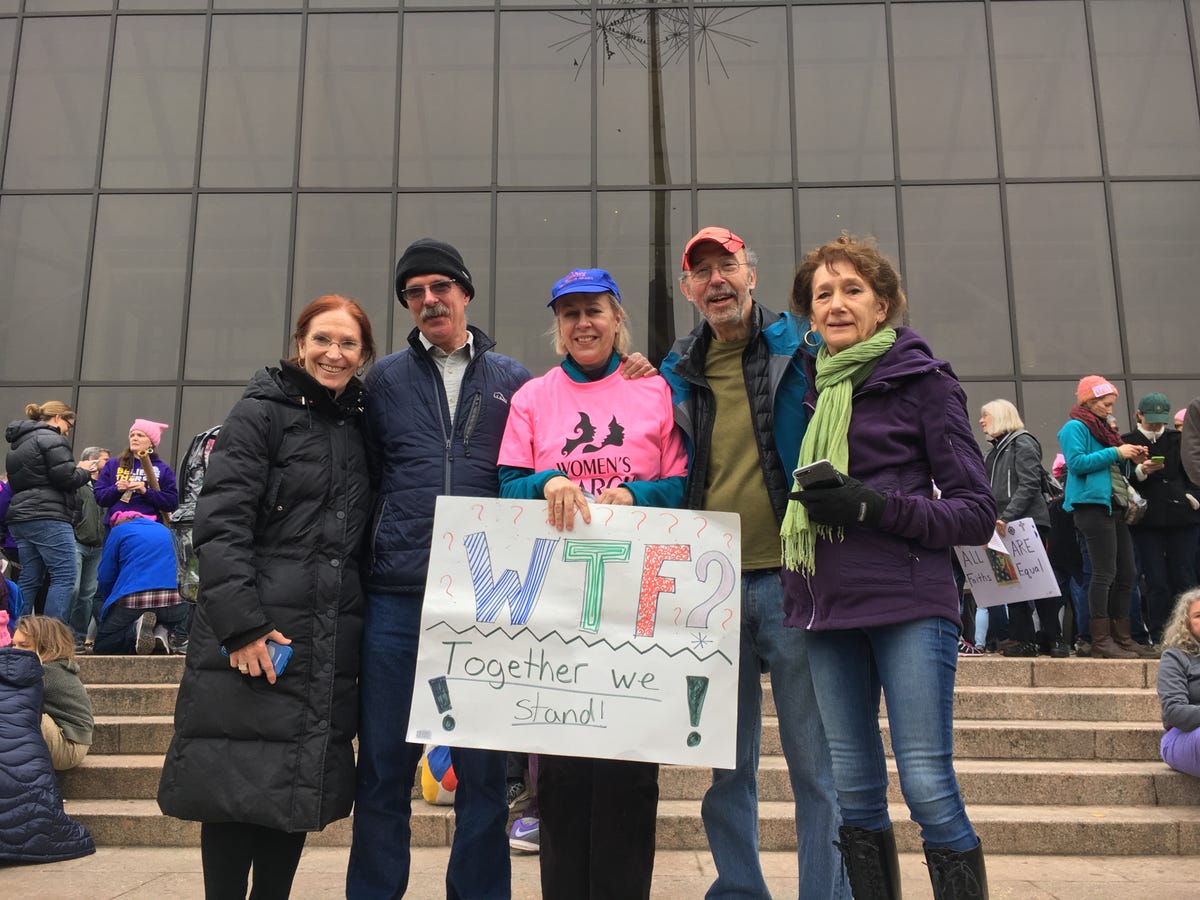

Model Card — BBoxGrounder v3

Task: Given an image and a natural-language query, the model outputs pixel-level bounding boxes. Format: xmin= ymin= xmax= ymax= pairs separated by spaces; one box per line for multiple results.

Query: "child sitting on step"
xmin=12 ymin=615 xmax=94 ymax=771
xmin=1157 ymin=588 xmax=1200 ymax=777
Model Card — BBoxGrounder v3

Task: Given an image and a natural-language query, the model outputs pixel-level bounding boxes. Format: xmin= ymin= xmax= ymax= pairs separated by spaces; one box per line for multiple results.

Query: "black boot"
xmin=924 ymin=841 xmax=989 ymax=899
xmin=834 ymin=825 xmax=902 ymax=899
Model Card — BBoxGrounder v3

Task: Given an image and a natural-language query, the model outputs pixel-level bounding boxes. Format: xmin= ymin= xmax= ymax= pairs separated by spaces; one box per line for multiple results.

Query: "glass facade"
xmin=1 ymin=0 xmax=1199 ymax=465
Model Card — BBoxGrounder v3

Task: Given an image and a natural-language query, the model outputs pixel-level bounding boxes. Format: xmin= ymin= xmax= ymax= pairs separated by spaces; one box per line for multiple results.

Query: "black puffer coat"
xmin=0 ymin=648 xmax=95 ymax=862
xmin=4 ymin=420 xmax=89 ymax=525
xmin=157 ymin=362 xmax=371 ymax=832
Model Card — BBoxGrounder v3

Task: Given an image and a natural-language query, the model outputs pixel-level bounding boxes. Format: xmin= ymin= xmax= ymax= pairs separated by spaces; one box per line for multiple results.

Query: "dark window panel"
xmin=992 ymin=0 xmax=1101 ymax=178
xmin=891 ymin=1 xmax=997 ymax=180
xmin=696 ymin=189 xmax=796 ymax=314
xmin=119 ymin=0 xmax=203 ymax=9
xmin=497 ymin=12 xmax=591 ymax=186
xmin=185 ymin=194 xmax=292 ymax=381
xmin=0 ymin=20 xmax=15 ymax=166
xmin=398 ymin=13 xmax=494 ymax=188
xmin=201 ymin=15 xmax=302 ymax=189
xmin=1091 ymin=0 xmax=1200 ymax=176
xmin=0 ymin=195 xmax=92 ymax=381
xmin=1006 ymin=183 xmax=1122 ymax=376
xmin=796 ymin=187 xmax=899 ymax=269
xmin=311 ymin=0 xmax=396 ymax=8
xmin=0 ymin=0 xmax=18 ymax=11
xmin=77 ymin=385 xmax=178 ymax=464
xmin=595 ymin=190 xmax=694 ymax=361
xmin=792 ymin=3 xmax=893 ymax=182
xmin=299 ymin=13 xmax=397 ymax=188
xmin=293 ymin=193 xmax=393 ymax=345
xmin=595 ymin=8 xmax=692 ymax=186
xmin=23 ymin=0 xmax=111 ymax=10
xmin=215 ymin=0 xmax=299 ymax=7
xmin=1111 ymin=182 xmax=1200 ymax=373
xmin=3 ymin=17 xmax=111 ymax=190
xmin=82 ymin=195 xmax=191 ymax=382
xmin=901 ymin=185 xmax=1013 ymax=377
xmin=102 ymin=16 xmax=205 ymax=189
xmin=179 ymin=385 xmax=250 ymax=461
xmin=693 ymin=7 xmax=791 ymax=184
xmin=494 ymin=192 xmax=592 ymax=374
xmin=393 ymin=193 xmax=493 ymax=355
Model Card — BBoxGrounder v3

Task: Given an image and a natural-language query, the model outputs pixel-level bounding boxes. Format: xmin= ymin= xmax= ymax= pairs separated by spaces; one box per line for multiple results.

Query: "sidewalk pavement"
xmin=3 ymin=847 xmax=1197 ymax=898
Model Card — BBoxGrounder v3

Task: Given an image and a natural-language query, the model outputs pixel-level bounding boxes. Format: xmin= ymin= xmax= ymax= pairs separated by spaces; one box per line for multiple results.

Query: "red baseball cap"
xmin=682 ymin=227 xmax=746 ymax=271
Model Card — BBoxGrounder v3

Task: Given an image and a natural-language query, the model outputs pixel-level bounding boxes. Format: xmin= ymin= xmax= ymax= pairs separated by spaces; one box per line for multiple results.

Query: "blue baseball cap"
xmin=548 ymin=268 xmax=622 ymax=307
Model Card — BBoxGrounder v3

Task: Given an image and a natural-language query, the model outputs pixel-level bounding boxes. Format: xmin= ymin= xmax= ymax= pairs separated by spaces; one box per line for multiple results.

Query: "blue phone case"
xmin=220 ymin=640 xmax=293 ymax=676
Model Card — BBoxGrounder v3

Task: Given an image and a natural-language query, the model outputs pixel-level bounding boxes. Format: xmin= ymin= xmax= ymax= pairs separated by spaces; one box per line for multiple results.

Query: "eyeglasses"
xmin=63 ymin=415 xmax=76 ymax=426
xmin=686 ymin=259 xmax=746 ymax=284
xmin=401 ymin=279 xmax=458 ymax=305
xmin=308 ymin=334 xmax=362 ymax=354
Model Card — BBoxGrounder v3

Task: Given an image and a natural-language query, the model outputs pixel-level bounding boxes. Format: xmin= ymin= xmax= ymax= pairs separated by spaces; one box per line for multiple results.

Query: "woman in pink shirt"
xmin=498 ymin=268 xmax=687 ymax=899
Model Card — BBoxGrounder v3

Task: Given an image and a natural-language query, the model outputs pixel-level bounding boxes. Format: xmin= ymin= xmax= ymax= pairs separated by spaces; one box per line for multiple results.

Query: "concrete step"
xmin=65 ymin=798 xmax=1200 ymax=855
xmin=948 ymin=686 xmax=1159 ymax=722
xmin=91 ymin=716 xmax=175 ymax=755
xmin=88 ymin=684 xmax=180 ymax=716
xmin=77 ymin=655 xmax=185 ymax=684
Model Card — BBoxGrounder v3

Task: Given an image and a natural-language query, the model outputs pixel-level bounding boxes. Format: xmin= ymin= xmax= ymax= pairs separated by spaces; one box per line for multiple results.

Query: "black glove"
xmin=790 ymin=475 xmax=886 ymax=527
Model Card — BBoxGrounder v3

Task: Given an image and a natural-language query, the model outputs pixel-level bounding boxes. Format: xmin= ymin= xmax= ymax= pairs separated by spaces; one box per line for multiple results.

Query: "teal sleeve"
xmin=499 ymin=466 xmax=560 ymax=500
xmin=623 ymin=475 xmax=686 ymax=509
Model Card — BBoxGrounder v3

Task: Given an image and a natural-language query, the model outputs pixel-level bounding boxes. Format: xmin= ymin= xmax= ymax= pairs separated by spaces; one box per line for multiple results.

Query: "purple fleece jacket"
xmin=781 ymin=327 xmax=994 ymax=631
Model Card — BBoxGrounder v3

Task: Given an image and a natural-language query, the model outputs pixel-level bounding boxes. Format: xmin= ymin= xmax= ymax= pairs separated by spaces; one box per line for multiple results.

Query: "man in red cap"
xmin=660 ymin=227 xmax=847 ymax=898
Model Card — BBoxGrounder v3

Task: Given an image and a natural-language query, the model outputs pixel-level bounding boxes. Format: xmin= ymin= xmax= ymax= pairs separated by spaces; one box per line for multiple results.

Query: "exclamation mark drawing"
xmin=429 ymin=676 xmax=456 ymax=731
xmin=685 ymin=675 xmax=709 ymax=747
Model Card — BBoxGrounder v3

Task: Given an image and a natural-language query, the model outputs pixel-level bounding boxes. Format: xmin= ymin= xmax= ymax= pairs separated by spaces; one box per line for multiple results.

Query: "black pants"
xmin=1073 ymin=503 xmax=1137 ymax=619
xmin=1006 ymin=597 xmax=1062 ymax=644
xmin=538 ymin=755 xmax=659 ymax=899
xmin=200 ymin=822 xmax=307 ymax=900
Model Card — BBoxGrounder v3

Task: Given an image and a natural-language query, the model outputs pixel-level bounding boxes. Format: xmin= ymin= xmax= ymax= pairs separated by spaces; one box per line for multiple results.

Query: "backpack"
xmin=170 ymin=425 xmax=221 ymax=602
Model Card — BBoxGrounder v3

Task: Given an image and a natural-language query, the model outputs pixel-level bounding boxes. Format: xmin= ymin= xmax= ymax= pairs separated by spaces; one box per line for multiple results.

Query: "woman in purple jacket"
xmin=780 ymin=234 xmax=995 ymax=900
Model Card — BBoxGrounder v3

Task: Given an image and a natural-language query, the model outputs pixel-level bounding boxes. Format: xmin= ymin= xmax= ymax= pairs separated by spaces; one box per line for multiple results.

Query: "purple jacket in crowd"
xmin=782 ymin=327 xmax=994 ymax=632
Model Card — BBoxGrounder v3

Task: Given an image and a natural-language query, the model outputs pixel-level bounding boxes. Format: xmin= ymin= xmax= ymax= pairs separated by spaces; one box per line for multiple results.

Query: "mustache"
xmin=420 ymin=303 xmax=451 ymax=321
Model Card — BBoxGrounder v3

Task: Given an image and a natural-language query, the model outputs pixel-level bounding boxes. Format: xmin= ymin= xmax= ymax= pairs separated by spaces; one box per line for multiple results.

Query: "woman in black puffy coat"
xmin=4 ymin=401 xmax=97 ymax=625
xmin=158 ymin=295 xmax=375 ymax=899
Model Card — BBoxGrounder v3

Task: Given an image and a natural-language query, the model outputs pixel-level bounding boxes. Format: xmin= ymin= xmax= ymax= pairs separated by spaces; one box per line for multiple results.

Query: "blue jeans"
xmin=701 ymin=570 xmax=847 ymax=899
xmin=9 ymin=519 xmax=78 ymax=622
xmin=94 ymin=601 xmax=190 ymax=654
xmin=807 ymin=616 xmax=978 ymax=852
xmin=67 ymin=541 xmax=104 ymax=642
xmin=347 ymin=592 xmax=510 ymax=899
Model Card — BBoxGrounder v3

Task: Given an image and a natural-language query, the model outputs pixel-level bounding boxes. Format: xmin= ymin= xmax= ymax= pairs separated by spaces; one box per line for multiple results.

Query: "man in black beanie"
xmin=348 ymin=238 xmax=531 ymax=898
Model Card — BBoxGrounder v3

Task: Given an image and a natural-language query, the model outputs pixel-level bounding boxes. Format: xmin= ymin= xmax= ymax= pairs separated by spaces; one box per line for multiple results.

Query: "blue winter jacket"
xmin=97 ymin=517 xmax=180 ymax=619
xmin=1057 ymin=419 xmax=1121 ymax=514
xmin=364 ymin=326 xmax=532 ymax=596
xmin=0 ymin=647 xmax=95 ymax=862
xmin=660 ymin=304 xmax=812 ymax=519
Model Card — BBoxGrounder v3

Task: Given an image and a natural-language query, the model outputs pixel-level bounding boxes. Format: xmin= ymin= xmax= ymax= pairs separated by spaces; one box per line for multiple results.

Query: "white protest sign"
xmin=407 ymin=496 xmax=741 ymax=768
xmin=954 ymin=517 xmax=1061 ymax=609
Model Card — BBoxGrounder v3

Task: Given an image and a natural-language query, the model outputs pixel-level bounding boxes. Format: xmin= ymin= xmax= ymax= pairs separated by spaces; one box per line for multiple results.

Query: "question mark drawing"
xmin=721 ymin=607 xmax=735 ymax=630
xmin=439 ymin=574 xmax=453 ymax=598
xmin=511 ymin=505 xmax=524 ymax=525
xmin=673 ymin=607 xmax=682 ymax=625
xmin=693 ymin=516 xmax=707 ymax=537
xmin=471 ymin=503 xmax=484 ymax=521
xmin=601 ymin=508 xmax=615 ymax=526
xmin=722 ymin=532 xmax=734 ymax=549
xmin=443 ymin=531 xmax=454 ymax=551
xmin=660 ymin=512 xmax=679 ymax=533
xmin=687 ymin=551 xmax=737 ymax=629
xmin=634 ymin=511 xmax=648 ymax=530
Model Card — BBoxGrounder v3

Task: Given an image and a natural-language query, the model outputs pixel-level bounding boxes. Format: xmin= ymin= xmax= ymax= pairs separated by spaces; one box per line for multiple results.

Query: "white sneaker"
xmin=152 ymin=624 xmax=170 ymax=655
xmin=134 ymin=612 xmax=158 ymax=655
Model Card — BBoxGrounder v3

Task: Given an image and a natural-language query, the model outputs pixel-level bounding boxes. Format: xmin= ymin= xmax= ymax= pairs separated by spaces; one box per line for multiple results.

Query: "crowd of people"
xmin=4 ymin=226 xmax=1199 ymax=899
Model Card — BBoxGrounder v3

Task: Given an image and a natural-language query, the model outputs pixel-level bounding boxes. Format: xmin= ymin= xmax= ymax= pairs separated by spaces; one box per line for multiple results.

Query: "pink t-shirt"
xmin=498 ymin=366 xmax=688 ymax=496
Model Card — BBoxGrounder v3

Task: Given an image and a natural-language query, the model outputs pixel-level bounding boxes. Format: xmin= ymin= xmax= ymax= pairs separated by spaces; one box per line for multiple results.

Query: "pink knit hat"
xmin=111 ymin=510 xmax=155 ymax=526
xmin=1075 ymin=376 xmax=1117 ymax=404
xmin=130 ymin=418 xmax=168 ymax=449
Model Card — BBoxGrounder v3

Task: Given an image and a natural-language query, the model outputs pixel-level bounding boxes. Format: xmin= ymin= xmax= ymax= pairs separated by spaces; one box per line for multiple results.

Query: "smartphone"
xmin=1150 ymin=456 xmax=1165 ymax=464
xmin=220 ymin=640 xmax=294 ymax=676
xmin=792 ymin=459 xmax=846 ymax=491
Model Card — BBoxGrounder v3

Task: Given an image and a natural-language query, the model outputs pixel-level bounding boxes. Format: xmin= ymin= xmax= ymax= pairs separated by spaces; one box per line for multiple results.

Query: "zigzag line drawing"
xmin=423 ymin=619 xmax=732 ymax=665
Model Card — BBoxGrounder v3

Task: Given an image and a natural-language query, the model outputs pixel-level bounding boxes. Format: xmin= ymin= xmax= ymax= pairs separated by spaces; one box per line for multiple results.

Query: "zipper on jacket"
xmin=459 ymin=392 xmax=482 ymax=460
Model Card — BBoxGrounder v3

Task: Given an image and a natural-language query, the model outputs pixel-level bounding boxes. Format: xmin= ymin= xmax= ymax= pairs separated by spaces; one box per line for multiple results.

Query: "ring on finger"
xmin=238 ymin=663 xmax=249 ymax=673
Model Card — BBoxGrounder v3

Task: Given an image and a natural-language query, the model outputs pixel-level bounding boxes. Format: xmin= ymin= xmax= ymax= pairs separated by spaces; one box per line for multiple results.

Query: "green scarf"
xmin=781 ymin=327 xmax=897 ymax=574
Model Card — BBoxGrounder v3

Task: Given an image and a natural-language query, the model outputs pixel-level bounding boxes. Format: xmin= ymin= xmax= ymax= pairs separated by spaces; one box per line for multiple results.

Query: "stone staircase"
xmin=66 ymin=655 xmax=1200 ymax=854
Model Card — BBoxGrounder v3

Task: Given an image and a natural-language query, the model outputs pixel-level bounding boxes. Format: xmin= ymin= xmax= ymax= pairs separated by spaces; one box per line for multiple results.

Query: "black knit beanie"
xmin=394 ymin=238 xmax=475 ymax=307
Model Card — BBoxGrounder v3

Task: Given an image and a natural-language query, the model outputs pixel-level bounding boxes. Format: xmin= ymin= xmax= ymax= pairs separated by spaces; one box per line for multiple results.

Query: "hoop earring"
xmin=803 ymin=330 xmax=820 ymax=348
xmin=298 ymin=357 xmax=305 ymax=366
xmin=356 ymin=366 xmax=365 ymax=377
